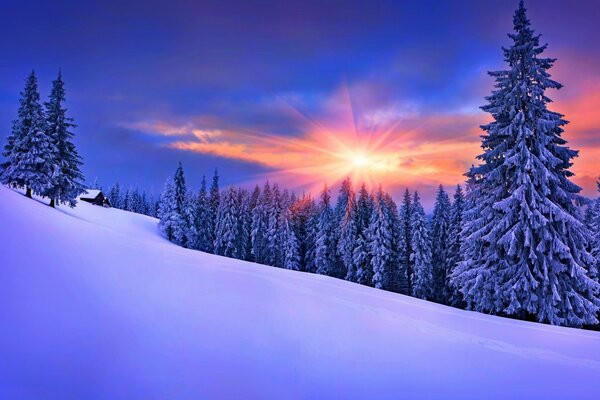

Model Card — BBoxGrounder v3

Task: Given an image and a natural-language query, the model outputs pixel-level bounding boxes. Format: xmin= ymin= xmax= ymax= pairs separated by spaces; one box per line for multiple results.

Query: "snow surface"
xmin=0 ymin=185 xmax=599 ymax=399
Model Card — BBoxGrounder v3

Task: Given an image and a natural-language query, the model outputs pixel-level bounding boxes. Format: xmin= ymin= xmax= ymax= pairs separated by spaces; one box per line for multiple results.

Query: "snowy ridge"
xmin=0 ymin=185 xmax=599 ymax=399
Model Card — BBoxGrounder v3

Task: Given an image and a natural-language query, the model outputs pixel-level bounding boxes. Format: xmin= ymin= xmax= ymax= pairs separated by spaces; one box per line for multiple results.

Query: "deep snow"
xmin=0 ymin=185 xmax=599 ymax=399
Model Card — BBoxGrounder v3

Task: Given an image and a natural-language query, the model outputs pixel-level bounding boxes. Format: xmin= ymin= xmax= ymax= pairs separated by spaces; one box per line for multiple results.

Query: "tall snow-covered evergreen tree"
xmin=411 ymin=192 xmax=433 ymax=300
xmin=315 ymin=185 xmax=335 ymax=276
xmin=158 ymin=177 xmax=181 ymax=242
xmin=43 ymin=70 xmax=85 ymax=207
xmin=214 ymin=187 xmax=240 ymax=258
xmin=398 ymin=188 xmax=413 ymax=295
xmin=431 ymin=185 xmax=452 ymax=304
xmin=336 ymin=178 xmax=357 ymax=281
xmin=1 ymin=71 xmax=56 ymax=198
xmin=453 ymin=1 xmax=599 ymax=327
xmin=195 ymin=176 xmax=214 ymax=253
xmin=586 ymin=180 xmax=600 ymax=282
xmin=367 ymin=186 xmax=393 ymax=290
xmin=108 ymin=182 xmax=122 ymax=209
xmin=251 ymin=181 xmax=270 ymax=264
xmin=266 ymin=183 xmax=283 ymax=266
xmin=210 ymin=169 xmax=220 ymax=240
xmin=353 ymin=183 xmax=373 ymax=285
xmin=281 ymin=207 xmax=301 ymax=270
xmin=447 ymin=185 xmax=465 ymax=306
xmin=236 ymin=188 xmax=252 ymax=260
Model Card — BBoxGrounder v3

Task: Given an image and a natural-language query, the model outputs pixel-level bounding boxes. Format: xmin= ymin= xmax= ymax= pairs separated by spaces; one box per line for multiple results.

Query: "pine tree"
xmin=411 ymin=192 xmax=433 ymax=300
xmin=43 ymin=70 xmax=85 ymax=207
xmin=236 ymin=188 xmax=251 ymax=260
xmin=251 ymin=181 xmax=270 ymax=264
xmin=281 ymin=207 xmax=301 ymax=270
xmin=353 ymin=183 xmax=374 ymax=285
xmin=447 ymin=185 xmax=465 ymax=306
xmin=195 ymin=176 xmax=214 ymax=253
xmin=452 ymin=1 xmax=599 ymax=327
xmin=1 ymin=71 xmax=56 ymax=198
xmin=210 ymin=169 xmax=220 ymax=240
xmin=336 ymin=178 xmax=357 ymax=281
xmin=158 ymin=177 xmax=181 ymax=242
xmin=108 ymin=182 xmax=122 ymax=209
xmin=398 ymin=189 xmax=413 ymax=294
xmin=367 ymin=186 xmax=393 ymax=290
xmin=315 ymin=185 xmax=335 ymax=276
xmin=214 ymin=187 xmax=239 ymax=258
xmin=587 ymin=180 xmax=600 ymax=282
xmin=383 ymin=191 xmax=402 ymax=292
xmin=431 ymin=185 xmax=452 ymax=304
xmin=266 ymin=183 xmax=283 ymax=266
xmin=172 ymin=163 xmax=189 ymax=246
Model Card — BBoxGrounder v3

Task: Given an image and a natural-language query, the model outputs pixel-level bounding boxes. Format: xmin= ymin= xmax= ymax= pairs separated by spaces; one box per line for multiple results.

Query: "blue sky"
xmin=1 ymin=0 xmax=599 ymax=207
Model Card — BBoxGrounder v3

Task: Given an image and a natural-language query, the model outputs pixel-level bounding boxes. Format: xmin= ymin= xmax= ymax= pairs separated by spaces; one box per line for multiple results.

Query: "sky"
xmin=1 ymin=0 xmax=600 ymax=209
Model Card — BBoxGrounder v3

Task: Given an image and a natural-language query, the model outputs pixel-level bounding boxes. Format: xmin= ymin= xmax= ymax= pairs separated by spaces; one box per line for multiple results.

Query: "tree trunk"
xmin=49 ymin=198 xmax=55 ymax=208
xmin=25 ymin=187 xmax=32 ymax=198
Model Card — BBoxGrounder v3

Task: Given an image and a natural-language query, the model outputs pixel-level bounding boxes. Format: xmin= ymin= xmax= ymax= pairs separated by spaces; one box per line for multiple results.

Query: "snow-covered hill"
xmin=0 ymin=185 xmax=599 ymax=399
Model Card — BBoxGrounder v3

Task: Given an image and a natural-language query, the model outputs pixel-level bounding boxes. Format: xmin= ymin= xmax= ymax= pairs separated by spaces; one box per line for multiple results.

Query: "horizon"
xmin=1 ymin=0 xmax=600 ymax=210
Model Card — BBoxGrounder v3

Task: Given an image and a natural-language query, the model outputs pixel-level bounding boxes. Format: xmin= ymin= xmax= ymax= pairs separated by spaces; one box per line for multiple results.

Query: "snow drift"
xmin=0 ymin=185 xmax=599 ymax=399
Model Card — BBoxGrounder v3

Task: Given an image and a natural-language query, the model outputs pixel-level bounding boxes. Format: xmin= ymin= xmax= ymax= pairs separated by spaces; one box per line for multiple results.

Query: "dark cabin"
xmin=80 ymin=189 xmax=111 ymax=207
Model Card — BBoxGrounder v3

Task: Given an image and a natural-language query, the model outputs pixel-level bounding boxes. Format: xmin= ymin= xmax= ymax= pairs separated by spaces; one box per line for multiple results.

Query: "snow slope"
xmin=0 ymin=185 xmax=599 ymax=400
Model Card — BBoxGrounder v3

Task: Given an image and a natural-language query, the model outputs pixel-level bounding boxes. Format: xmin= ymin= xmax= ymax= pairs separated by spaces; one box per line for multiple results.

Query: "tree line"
xmin=152 ymin=2 xmax=600 ymax=328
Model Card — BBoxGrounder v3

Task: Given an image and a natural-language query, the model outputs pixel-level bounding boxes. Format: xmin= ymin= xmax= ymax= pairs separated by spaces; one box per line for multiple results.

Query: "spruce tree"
xmin=411 ymin=192 xmax=433 ymax=300
xmin=398 ymin=189 xmax=413 ymax=295
xmin=43 ymin=70 xmax=85 ymax=207
xmin=158 ymin=177 xmax=180 ymax=242
xmin=108 ymin=182 xmax=122 ymax=209
xmin=453 ymin=1 xmax=599 ymax=326
xmin=195 ymin=176 xmax=214 ymax=253
xmin=214 ymin=187 xmax=239 ymax=258
xmin=367 ymin=186 xmax=393 ymax=290
xmin=315 ymin=185 xmax=335 ymax=276
xmin=281 ymin=207 xmax=301 ymax=270
xmin=447 ymin=185 xmax=465 ymax=306
xmin=251 ymin=181 xmax=270 ymax=264
xmin=336 ymin=178 xmax=357 ymax=281
xmin=266 ymin=183 xmax=283 ymax=266
xmin=1 ymin=71 xmax=56 ymax=198
xmin=431 ymin=185 xmax=451 ymax=304
xmin=210 ymin=169 xmax=220 ymax=240
xmin=353 ymin=183 xmax=374 ymax=285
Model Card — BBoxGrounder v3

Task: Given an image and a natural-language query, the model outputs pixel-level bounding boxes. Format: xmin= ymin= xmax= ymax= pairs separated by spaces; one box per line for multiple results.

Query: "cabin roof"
xmin=80 ymin=189 xmax=102 ymax=199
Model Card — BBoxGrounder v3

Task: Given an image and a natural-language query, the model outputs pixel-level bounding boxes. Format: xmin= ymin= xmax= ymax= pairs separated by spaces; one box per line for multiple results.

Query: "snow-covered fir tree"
xmin=1 ymin=71 xmax=56 ymax=198
xmin=158 ymin=177 xmax=180 ymax=242
xmin=214 ymin=187 xmax=240 ymax=258
xmin=210 ymin=169 xmax=220 ymax=240
xmin=383 ymin=191 xmax=402 ymax=293
xmin=398 ymin=189 xmax=413 ymax=295
xmin=266 ymin=183 xmax=283 ymax=266
xmin=452 ymin=1 xmax=599 ymax=327
xmin=586 ymin=180 xmax=600 ymax=282
xmin=367 ymin=186 xmax=393 ymax=290
xmin=172 ymin=163 xmax=190 ymax=247
xmin=251 ymin=181 xmax=270 ymax=264
xmin=431 ymin=185 xmax=451 ymax=304
xmin=353 ymin=183 xmax=373 ymax=285
xmin=108 ymin=182 xmax=122 ymax=209
xmin=181 ymin=191 xmax=198 ymax=249
xmin=195 ymin=176 xmax=214 ymax=253
xmin=315 ymin=185 xmax=336 ymax=276
xmin=447 ymin=185 xmax=465 ymax=306
xmin=411 ymin=191 xmax=433 ymax=300
xmin=236 ymin=188 xmax=252 ymax=260
xmin=43 ymin=70 xmax=85 ymax=207
xmin=280 ymin=207 xmax=301 ymax=270
xmin=336 ymin=178 xmax=357 ymax=281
